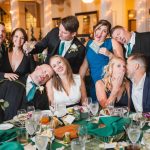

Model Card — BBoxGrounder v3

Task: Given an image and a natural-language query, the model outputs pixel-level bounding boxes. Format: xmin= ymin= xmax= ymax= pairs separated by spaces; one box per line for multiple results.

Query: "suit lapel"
xmin=142 ymin=73 xmax=148 ymax=108
xmin=51 ymin=40 xmax=61 ymax=56
xmin=132 ymin=33 xmax=141 ymax=53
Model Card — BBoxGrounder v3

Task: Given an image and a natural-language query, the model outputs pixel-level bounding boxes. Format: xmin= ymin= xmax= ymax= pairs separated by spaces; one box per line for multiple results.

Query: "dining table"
xmin=0 ymin=109 xmax=150 ymax=150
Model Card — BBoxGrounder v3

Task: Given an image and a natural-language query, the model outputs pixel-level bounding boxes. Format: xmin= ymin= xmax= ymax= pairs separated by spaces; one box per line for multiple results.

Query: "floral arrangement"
xmin=0 ymin=99 xmax=9 ymax=110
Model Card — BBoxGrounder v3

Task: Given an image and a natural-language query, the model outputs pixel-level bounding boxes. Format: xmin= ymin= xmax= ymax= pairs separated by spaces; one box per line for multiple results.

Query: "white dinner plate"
xmin=0 ymin=123 xmax=14 ymax=130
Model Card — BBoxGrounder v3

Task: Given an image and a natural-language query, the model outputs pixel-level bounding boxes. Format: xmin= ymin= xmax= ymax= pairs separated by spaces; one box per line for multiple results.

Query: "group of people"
xmin=0 ymin=14 xmax=150 ymax=122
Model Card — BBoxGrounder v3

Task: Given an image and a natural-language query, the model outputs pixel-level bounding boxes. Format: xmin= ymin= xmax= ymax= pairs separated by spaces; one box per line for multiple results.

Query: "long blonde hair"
xmin=103 ymin=57 xmax=126 ymax=91
xmin=49 ymin=55 xmax=75 ymax=91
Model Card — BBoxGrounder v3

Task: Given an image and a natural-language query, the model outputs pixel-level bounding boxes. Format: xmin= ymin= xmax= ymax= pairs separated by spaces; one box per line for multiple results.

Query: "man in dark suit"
xmin=111 ymin=26 xmax=150 ymax=62
xmin=0 ymin=64 xmax=53 ymax=121
xmin=126 ymin=53 xmax=150 ymax=112
xmin=23 ymin=16 xmax=86 ymax=74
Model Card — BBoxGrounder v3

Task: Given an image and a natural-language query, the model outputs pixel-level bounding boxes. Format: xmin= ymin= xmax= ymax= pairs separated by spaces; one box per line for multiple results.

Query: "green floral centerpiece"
xmin=0 ymin=99 xmax=9 ymax=110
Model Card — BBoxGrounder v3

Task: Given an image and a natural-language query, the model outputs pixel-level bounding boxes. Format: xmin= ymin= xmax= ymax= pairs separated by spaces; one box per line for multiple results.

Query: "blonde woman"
xmin=96 ymin=57 xmax=130 ymax=108
xmin=46 ymin=55 xmax=87 ymax=107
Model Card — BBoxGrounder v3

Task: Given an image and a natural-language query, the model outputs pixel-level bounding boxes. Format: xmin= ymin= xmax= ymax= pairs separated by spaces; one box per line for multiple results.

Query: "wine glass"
xmin=127 ymin=124 xmax=141 ymax=147
xmin=35 ymin=135 xmax=49 ymax=150
xmin=17 ymin=109 xmax=26 ymax=117
xmin=143 ymin=130 xmax=150 ymax=149
xmin=27 ymin=105 xmax=35 ymax=119
xmin=135 ymin=112 xmax=147 ymax=129
xmin=25 ymin=119 xmax=37 ymax=138
xmin=89 ymin=101 xmax=99 ymax=116
xmin=78 ymin=125 xmax=88 ymax=142
xmin=17 ymin=109 xmax=27 ymax=126
xmin=84 ymin=97 xmax=92 ymax=121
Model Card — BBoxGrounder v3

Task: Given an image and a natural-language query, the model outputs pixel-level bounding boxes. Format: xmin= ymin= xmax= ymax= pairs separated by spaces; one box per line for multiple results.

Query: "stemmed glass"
xmin=143 ymin=130 xmax=150 ymax=149
xmin=27 ymin=105 xmax=35 ymax=119
xmin=127 ymin=124 xmax=141 ymax=148
xmin=78 ymin=125 xmax=88 ymax=142
xmin=135 ymin=112 xmax=147 ymax=129
xmin=89 ymin=101 xmax=99 ymax=116
xmin=25 ymin=118 xmax=38 ymax=138
xmin=84 ymin=97 xmax=92 ymax=121
xmin=17 ymin=109 xmax=27 ymax=126
xmin=35 ymin=135 xmax=49 ymax=150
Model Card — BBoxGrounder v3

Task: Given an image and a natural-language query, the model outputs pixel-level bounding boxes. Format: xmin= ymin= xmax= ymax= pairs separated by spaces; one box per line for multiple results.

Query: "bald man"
xmin=0 ymin=64 xmax=53 ymax=121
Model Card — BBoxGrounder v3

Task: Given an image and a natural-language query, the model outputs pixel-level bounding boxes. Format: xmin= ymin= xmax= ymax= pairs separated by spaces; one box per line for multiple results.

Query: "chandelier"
xmin=82 ymin=0 xmax=94 ymax=3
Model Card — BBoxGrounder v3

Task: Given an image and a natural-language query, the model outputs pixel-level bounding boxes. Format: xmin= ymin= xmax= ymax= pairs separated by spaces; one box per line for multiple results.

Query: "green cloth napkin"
xmin=85 ymin=116 xmax=130 ymax=137
xmin=0 ymin=128 xmax=18 ymax=143
xmin=0 ymin=142 xmax=23 ymax=150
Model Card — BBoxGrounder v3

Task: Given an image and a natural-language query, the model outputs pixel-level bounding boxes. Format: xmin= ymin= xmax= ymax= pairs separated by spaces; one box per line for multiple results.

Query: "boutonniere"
xmin=68 ymin=44 xmax=80 ymax=53
xmin=0 ymin=99 xmax=9 ymax=111
xmin=36 ymin=86 xmax=44 ymax=94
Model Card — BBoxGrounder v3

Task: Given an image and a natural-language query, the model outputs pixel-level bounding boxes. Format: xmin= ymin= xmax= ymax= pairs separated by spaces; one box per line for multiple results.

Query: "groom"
xmin=23 ymin=16 xmax=86 ymax=74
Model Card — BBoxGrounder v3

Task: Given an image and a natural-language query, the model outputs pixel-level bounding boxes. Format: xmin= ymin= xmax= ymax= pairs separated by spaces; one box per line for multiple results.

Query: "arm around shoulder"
xmin=112 ymin=39 xmax=124 ymax=59
xmin=79 ymin=57 xmax=88 ymax=79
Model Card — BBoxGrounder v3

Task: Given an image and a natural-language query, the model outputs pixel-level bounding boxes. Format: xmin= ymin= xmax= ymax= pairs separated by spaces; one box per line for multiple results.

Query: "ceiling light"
xmin=82 ymin=0 xmax=94 ymax=3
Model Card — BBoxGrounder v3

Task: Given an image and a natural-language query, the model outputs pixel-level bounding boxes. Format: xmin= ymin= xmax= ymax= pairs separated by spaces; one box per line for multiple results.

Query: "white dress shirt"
xmin=60 ymin=39 xmax=73 ymax=56
xmin=131 ymin=73 xmax=146 ymax=112
xmin=124 ymin=32 xmax=136 ymax=58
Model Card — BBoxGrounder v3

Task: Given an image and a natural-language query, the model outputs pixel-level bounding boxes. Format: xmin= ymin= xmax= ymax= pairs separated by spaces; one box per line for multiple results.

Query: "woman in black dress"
xmin=96 ymin=57 xmax=130 ymax=108
xmin=0 ymin=28 xmax=36 ymax=121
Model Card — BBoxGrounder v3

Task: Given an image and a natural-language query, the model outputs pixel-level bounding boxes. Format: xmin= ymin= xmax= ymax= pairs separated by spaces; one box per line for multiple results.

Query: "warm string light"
xmin=136 ymin=0 xmax=147 ymax=31
xmin=101 ymin=0 xmax=112 ymax=22
xmin=10 ymin=0 xmax=19 ymax=30
xmin=43 ymin=0 xmax=52 ymax=36
xmin=82 ymin=0 xmax=94 ymax=3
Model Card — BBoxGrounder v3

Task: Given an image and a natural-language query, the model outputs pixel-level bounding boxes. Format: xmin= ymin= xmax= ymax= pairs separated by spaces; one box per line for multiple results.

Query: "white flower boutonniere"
xmin=68 ymin=44 xmax=80 ymax=53
xmin=36 ymin=86 xmax=44 ymax=94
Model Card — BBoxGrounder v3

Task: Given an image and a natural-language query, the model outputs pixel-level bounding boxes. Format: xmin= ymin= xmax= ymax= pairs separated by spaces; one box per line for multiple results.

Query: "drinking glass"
xmin=17 ymin=109 xmax=26 ymax=117
xmin=17 ymin=127 xmax=28 ymax=145
xmin=35 ymin=135 xmax=49 ymax=150
xmin=143 ymin=130 xmax=150 ymax=149
xmin=25 ymin=119 xmax=37 ymax=137
xmin=17 ymin=109 xmax=27 ymax=126
xmin=106 ymin=101 xmax=114 ymax=115
xmin=127 ymin=124 xmax=141 ymax=147
xmin=78 ymin=125 xmax=88 ymax=142
xmin=135 ymin=112 xmax=147 ymax=129
xmin=112 ymin=107 xmax=123 ymax=117
xmin=71 ymin=138 xmax=85 ymax=150
xmin=122 ymin=106 xmax=129 ymax=118
xmin=89 ymin=101 xmax=99 ymax=116
xmin=55 ymin=103 xmax=67 ymax=117
xmin=27 ymin=105 xmax=35 ymax=119
xmin=32 ymin=110 xmax=42 ymax=123
xmin=40 ymin=113 xmax=50 ymax=125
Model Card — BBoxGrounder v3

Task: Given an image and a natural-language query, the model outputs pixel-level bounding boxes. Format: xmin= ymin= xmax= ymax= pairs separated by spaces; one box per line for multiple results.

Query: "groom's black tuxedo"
xmin=30 ymin=28 xmax=86 ymax=73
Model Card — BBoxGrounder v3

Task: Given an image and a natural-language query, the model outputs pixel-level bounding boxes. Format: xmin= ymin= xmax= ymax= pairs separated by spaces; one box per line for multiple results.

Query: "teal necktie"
xmin=127 ymin=43 xmax=132 ymax=57
xmin=27 ymin=82 xmax=37 ymax=102
xmin=58 ymin=42 xmax=65 ymax=56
